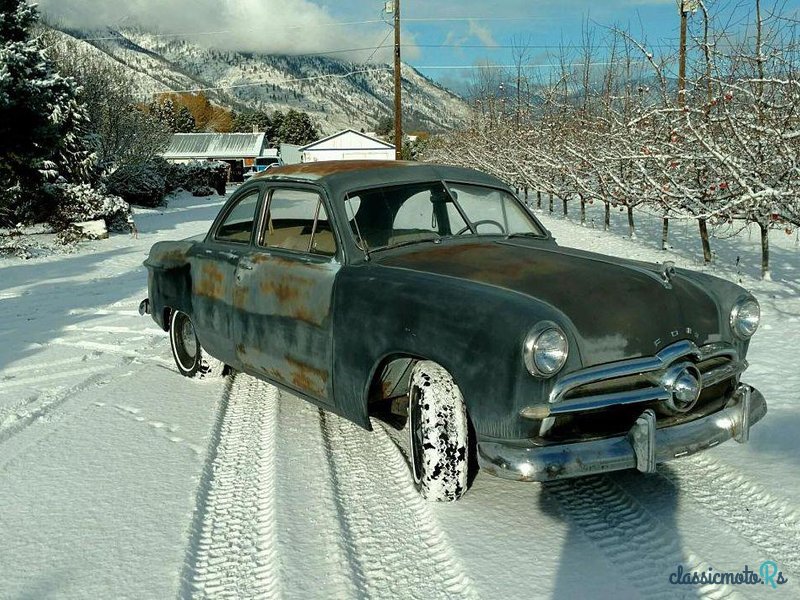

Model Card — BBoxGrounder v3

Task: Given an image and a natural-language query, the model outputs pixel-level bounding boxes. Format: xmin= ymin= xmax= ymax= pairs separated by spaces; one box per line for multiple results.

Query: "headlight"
xmin=523 ymin=321 xmax=569 ymax=377
xmin=730 ymin=296 xmax=760 ymax=339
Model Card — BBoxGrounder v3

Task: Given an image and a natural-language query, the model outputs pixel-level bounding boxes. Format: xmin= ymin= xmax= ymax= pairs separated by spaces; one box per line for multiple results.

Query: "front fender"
xmin=331 ymin=264 xmax=580 ymax=438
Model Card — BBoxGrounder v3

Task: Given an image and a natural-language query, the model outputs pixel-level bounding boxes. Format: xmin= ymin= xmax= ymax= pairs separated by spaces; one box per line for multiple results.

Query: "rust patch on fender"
xmin=196 ymin=263 xmax=225 ymax=300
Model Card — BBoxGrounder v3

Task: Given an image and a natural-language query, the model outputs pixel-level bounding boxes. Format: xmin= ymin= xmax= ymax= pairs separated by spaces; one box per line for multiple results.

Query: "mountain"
xmin=52 ymin=27 xmax=470 ymax=135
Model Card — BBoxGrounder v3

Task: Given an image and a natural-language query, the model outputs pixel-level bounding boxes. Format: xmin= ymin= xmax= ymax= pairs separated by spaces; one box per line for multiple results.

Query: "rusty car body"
xmin=142 ymin=160 xmax=766 ymax=493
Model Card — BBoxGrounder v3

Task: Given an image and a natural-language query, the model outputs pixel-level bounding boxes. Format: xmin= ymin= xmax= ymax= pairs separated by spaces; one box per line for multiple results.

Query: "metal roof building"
xmin=162 ymin=133 xmax=268 ymax=162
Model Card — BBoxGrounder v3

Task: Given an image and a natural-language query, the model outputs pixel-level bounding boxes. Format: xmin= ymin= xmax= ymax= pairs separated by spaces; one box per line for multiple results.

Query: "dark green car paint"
xmin=144 ymin=161 xmax=752 ymax=442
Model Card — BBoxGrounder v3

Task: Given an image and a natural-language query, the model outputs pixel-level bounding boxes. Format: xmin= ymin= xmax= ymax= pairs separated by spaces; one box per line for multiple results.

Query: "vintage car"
xmin=141 ymin=160 xmax=766 ymax=502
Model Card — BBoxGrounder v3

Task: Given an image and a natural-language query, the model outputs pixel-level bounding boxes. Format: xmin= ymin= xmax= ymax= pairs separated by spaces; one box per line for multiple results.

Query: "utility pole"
xmin=393 ymin=0 xmax=403 ymax=160
xmin=678 ymin=1 xmax=688 ymax=107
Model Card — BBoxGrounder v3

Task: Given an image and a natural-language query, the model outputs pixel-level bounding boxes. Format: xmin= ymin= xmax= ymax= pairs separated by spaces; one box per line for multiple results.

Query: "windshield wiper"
xmin=370 ymin=237 xmax=440 ymax=253
xmin=505 ymin=232 xmax=540 ymax=240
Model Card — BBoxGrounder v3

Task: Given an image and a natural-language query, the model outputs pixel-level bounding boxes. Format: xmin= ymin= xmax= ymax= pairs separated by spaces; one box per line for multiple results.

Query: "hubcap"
xmin=180 ymin=318 xmax=198 ymax=358
xmin=173 ymin=313 xmax=199 ymax=372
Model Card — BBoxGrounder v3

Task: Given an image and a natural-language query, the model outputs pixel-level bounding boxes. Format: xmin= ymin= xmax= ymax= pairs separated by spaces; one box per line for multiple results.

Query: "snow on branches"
xmin=423 ymin=3 xmax=798 ymax=279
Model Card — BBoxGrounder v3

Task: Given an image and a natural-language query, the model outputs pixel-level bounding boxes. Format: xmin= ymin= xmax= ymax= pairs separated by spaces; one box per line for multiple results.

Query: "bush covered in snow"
xmin=105 ymin=163 xmax=167 ymax=208
xmin=165 ymin=161 xmax=229 ymax=197
xmin=50 ymin=184 xmax=131 ymax=232
xmin=0 ymin=227 xmax=44 ymax=259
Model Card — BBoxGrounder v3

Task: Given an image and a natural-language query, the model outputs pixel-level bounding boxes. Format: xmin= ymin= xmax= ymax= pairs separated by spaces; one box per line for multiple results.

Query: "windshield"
xmin=344 ymin=181 xmax=545 ymax=252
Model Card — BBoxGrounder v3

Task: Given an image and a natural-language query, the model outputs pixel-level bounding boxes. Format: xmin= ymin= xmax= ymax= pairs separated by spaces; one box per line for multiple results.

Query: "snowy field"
xmin=0 ymin=190 xmax=798 ymax=600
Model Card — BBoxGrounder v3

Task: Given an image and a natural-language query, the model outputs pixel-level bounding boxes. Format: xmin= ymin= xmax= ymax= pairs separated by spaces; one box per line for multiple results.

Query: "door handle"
xmin=239 ymin=263 xmax=254 ymax=271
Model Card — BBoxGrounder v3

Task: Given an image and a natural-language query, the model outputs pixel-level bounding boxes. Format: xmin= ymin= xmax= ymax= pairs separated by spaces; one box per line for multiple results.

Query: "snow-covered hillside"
xmin=1 ymin=191 xmax=798 ymax=599
xmin=53 ymin=28 xmax=470 ymax=135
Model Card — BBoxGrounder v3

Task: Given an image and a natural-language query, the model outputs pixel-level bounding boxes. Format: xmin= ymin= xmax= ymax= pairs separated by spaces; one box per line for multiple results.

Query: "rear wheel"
xmin=408 ymin=361 xmax=471 ymax=502
xmin=169 ymin=310 xmax=225 ymax=378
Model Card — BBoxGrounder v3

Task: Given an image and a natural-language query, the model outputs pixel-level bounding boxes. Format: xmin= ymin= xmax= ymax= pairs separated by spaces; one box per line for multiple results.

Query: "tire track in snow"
xmin=272 ymin=394 xmax=361 ymax=599
xmin=546 ymin=476 xmax=735 ymax=600
xmin=661 ymin=455 xmax=800 ymax=575
xmin=179 ymin=375 xmax=281 ymax=600
xmin=321 ymin=410 xmax=478 ymax=600
xmin=0 ymin=371 xmax=110 ymax=448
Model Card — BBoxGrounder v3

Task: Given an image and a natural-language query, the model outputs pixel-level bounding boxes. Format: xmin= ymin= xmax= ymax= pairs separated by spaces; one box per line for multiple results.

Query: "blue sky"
xmin=318 ymin=0 xmax=798 ymax=93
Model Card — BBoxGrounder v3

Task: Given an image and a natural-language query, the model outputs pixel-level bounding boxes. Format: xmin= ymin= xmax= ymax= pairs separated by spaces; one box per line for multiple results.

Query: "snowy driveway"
xmin=1 ymin=194 xmax=798 ymax=599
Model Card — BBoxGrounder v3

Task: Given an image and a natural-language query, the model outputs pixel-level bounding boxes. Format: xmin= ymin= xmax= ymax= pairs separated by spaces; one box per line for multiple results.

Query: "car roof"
xmin=252 ymin=160 xmax=511 ymax=195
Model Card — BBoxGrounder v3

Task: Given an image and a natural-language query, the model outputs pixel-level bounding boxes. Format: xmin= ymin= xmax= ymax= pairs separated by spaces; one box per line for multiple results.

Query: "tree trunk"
xmin=562 ymin=198 xmax=568 ymax=216
xmin=549 ymin=194 xmax=554 ymax=213
xmin=661 ymin=217 xmax=669 ymax=250
xmin=627 ymin=206 xmax=636 ymax=238
xmin=759 ymin=221 xmax=771 ymax=280
xmin=698 ymin=218 xmax=712 ymax=264
xmin=580 ymin=197 xmax=586 ymax=226
xmin=524 ymin=186 xmax=529 ymax=205
xmin=536 ymin=190 xmax=542 ymax=209
xmin=604 ymin=203 xmax=610 ymax=231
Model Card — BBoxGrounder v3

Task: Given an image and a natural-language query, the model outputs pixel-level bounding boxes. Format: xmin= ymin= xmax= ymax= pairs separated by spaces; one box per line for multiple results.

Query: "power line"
xmin=413 ymin=60 xmax=650 ymax=70
xmin=413 ymin=43 xmax=682 ymax=50
xmin=402 ymin=16 xmax=560 ymax=22
xmin=364 ymin=30 xmax=395 ymax=64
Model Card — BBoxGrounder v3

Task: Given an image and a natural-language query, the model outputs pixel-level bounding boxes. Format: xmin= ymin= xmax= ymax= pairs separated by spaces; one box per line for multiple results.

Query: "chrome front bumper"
xmin=478 ymin=384 xmax=766 ymax=482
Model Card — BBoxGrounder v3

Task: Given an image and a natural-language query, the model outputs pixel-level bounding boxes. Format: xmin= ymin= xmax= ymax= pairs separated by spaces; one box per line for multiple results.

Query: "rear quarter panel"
xmin=144 ymin=240 xmax=197 ymax=329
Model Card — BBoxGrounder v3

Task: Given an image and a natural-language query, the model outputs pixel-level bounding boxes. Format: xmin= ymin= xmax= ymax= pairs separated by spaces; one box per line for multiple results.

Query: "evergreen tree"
xmin=275 ymin=109 xmax=319 ymax=145
xmin=148 ymin=97 xmax=196 ymax=133
xmin=175 ymin=106 xmax=196 ymax=133
xmin=0 ymin=0 xmax=91 ymax=224
xmin=232 ymin=108 xmax=271 ymax=134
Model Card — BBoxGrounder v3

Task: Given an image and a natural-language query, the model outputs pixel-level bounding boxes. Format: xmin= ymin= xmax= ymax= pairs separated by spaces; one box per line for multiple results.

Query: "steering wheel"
xmin=455 ymin=219 xmax=505 ymax=235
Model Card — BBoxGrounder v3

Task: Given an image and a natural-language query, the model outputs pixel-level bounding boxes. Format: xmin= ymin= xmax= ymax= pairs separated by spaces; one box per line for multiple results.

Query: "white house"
xmin=300 ymin=129 xmax=395 ymax=163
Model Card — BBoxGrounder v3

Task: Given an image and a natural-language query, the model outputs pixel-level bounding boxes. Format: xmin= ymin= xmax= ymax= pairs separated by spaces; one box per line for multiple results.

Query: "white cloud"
xmin=467 ymin=20 xmax=497 ymax=47
xmin=36 ymin=0 xmax=412 ymax=62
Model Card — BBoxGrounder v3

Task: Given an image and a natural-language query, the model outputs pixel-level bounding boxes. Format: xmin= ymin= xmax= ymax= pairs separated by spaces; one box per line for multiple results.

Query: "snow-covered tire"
xmin=408 ymin=361 xmax=471 ymax=502
xmin=169 ymin=310 xmax=225 ymax=379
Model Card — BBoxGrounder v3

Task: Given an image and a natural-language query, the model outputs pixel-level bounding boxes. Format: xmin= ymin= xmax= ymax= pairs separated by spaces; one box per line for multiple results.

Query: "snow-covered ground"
xmin=0 ymin=191 xmax=798 ymax=599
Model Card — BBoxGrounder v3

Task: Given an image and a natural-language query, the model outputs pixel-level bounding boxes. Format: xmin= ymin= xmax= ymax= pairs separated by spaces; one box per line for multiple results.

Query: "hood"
xmin=377 ymin=240 xmax=723 ymax=366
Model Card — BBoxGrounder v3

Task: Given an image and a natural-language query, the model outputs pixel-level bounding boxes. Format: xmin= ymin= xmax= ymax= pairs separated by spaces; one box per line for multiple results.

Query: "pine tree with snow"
xmin=274 ymin=109 xmax=318 ymax=145
xmin=0 ymin=0 xmax=93 ymax=225
xmin=175 ymin=105 xmax=196 ymax=133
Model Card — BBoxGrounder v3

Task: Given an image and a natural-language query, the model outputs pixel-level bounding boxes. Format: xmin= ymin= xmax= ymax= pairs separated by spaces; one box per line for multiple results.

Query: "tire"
xmin=408 ymin=361 xmax=471 ymax=502
xmin=169 ymin=310 xmax=225 ymax=379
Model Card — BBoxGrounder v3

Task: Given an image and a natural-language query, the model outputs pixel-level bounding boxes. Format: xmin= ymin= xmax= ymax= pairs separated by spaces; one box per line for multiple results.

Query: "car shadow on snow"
xmin=0 ymin=194 xmax=228 ymax=378
xmin=539 ymin=468 xmax=705 ymax=599
xmin=0 ymin=258 xmax=149 ymax=375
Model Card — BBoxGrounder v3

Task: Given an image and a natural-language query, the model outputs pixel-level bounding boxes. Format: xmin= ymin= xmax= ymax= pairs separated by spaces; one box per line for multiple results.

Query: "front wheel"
xmin=169 ymin=310 xmax=225 ymax=379
xmin=408 ymin=361 xmax=471 ymax=502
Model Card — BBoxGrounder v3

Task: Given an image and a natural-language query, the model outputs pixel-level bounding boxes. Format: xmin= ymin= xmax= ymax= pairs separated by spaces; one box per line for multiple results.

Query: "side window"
xmin=261 ymin=188 xmax=337 ymax=257
xmin=215 ymin=188 xmax=261 ymax=244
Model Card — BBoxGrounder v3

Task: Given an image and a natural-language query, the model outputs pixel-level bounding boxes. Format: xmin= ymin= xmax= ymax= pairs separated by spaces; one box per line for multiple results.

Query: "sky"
xmin=36 ymin=0 xmax=799 ymax=94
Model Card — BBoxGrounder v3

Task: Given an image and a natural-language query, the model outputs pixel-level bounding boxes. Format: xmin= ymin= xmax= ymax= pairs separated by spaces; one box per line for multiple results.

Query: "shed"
xmin=279 ymin=143 xmax=303 ymax=165
xmin=300 ymin=130 xmax=395 ymax=163
xmin=162 ymin=133 xmax=269 ymax=181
